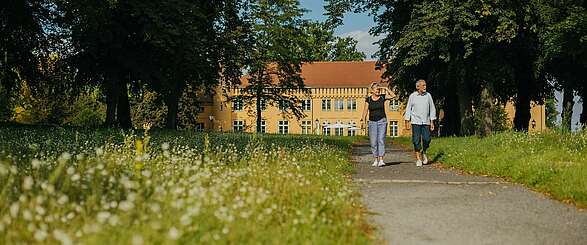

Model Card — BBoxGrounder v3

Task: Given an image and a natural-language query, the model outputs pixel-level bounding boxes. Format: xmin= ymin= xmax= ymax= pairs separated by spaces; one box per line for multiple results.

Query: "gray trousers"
xmin=368 ymin=118 xmax=387 ymax=157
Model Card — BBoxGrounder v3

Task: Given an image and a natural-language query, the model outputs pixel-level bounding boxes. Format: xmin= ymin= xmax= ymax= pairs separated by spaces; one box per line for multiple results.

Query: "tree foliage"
xmin=325 ymin=0 xmax=581 ymax=135
xmin=235 ymin=0 xmax=311 ymax=133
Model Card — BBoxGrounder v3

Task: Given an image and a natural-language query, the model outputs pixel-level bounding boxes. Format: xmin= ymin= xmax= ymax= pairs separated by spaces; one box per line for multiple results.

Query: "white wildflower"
xmin=71 ymin=174 xmax=80 ymax=182
xmin=96 ymin=211 xmax=111 ymax=224
xmin=34 ymin=229 xmax=48 ymax=241
xmin=108 ymin=215 xmax=120 ymax=226
xmin=95 ymin=147 xmax=104 ymax=156
xmin=168 ymin=227 xmax=180 ymax=240
xmin=9 ymin=203 xmax=19 ymax=218
xmin=132 ymin=234 xmax=144 ymax=245
xmin=53 ymin=229 xmax=73 ymax=245
xmin=161 ymin=142 xmax=170 ymax=151
xmin=118 ymin=201 xmax=134 ymax=212
xmin=141 ymin=170 xmax=151 ymax=178
xmin=23 ymin=176 xmax=34 ymax=190
xmin=31 ymin=159 xmax=41 ymax=169
xmin=59 ymin=152 xmax=72 ymax=163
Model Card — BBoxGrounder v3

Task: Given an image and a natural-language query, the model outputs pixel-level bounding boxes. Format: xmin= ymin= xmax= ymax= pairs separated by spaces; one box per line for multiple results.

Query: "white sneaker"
xmin=416 ymin=159 xmax=423 ymax=167
xmin=377 ymin=159 xmax=385 ymax=167
xmin=372 ymin=160 xmax=379 ymax=167
xmin=422 ymin=154 xmax=428 ymax=165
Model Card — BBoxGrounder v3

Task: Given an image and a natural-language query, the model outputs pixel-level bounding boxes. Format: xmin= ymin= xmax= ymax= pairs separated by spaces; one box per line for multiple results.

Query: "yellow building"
xmin=197 ymin=61 xmax=546 ymax=136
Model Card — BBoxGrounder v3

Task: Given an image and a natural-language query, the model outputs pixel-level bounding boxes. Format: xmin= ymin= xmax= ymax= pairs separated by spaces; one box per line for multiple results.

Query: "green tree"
xmin=539 ymin=0 xmax=586 ymax=130
xmin=56 ymin=0 xmax=150 ymax=128
xmin=330 ymin=36 xmax=366 ymax=61
xmin=326 ymin=0 xmax=552 ymax=135
xmin=131 ymin=1 xmax=224 ymax=129
xmin=236 ymin=0 xmax=311 ymax=133
xmin=544 ymin=97 xmax=558 ymax=129
xmin=0 ymin=0 xmax=51 ymax=122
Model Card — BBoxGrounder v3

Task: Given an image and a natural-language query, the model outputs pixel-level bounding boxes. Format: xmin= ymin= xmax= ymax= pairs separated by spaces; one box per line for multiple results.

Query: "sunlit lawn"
xmin=0 ymin=125 xmax=373 ymax=244
xmin=395 ymin=130 xmax=587 ymax=208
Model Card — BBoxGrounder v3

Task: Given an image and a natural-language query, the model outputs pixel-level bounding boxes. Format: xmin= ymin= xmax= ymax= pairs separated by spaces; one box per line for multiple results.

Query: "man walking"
xmin=404 ymin=79 xmax=436 ymax=167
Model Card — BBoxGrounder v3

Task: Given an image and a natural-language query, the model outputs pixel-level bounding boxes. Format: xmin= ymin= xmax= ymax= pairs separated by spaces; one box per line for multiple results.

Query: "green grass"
xmin=395 ymin=131 xmax=587 ymax=208
xmin=0 ymin=125 xmax=373 ymax=244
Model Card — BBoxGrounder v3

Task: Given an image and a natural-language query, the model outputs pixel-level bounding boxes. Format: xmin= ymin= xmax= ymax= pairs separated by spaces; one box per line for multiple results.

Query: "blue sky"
xmin=299 ymin=0 xmax=380 ymax=60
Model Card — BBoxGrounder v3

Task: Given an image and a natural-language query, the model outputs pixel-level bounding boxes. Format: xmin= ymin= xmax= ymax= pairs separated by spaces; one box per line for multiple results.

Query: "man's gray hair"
xmin=415 ymin=79 xmax=426 ymax=87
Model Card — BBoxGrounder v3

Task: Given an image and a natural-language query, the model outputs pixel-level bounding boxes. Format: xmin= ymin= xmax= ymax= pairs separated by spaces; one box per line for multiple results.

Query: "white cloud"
xmin=338 ymin=30 xmax=382 ymax=61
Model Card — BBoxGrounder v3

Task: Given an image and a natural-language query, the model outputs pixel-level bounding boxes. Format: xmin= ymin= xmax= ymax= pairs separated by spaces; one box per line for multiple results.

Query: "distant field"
xmin=395 ymin=131 xmax=587 ymax=208
xmin=0 ymin=125 xmax=372 ymax=244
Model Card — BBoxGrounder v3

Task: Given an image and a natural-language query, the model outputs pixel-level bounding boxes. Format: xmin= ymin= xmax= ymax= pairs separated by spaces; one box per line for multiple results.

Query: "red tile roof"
xmin=300 ymin=61 xmax=386 ymax=88
xmin=239 ymin=61 xmax=387 ymax=88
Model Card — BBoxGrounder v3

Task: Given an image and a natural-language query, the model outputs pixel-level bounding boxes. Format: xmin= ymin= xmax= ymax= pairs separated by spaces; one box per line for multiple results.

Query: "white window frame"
xmin=301 ymin=120 xmax=311 ymax=134
xmin=321 ymin=99 xmax=331 ymax=111
xmin=348 ymin=121 xmax=356 ymax=136
xmin=233 ymin=120 xmax=244 ymax=132
xmin=301 ymin=99 xmax=311 ymax=111
xmin=278 ymin=120 xmax=289 ymax=134
xmin=390 ymin=99 xmax=400 ymax=111
xmin=322 ymin=122 xmax=330 ymax=136
xmin=260 ymin=120 xmax=266 ymax=133
xmin=347 ymin=99 xmax=357 ymax=111
xmin=390 ymin=120 xmax=399 ymax=137
xmin=233 ymin=98 xmax=243 ymax=112
xmin=334 ymin=99 xmax=344 ymax=111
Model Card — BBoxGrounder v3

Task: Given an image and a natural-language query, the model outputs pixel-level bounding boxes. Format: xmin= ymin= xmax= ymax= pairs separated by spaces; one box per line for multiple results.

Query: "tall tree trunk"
xmin=456 ymin=71 xmax=473 ymax=136
xmin=478 ymin=81 xmax=494 ymax=137
xmin=104 ymin=80 xmax=119 ymax=128
xmin=117 ymin=82 xmax=132 ymax=129
xmin=443 ymin=83 xmax=460 ymax=136
xmin=165 ymin=83 xmax=181 ymax=129
xmin=514 ymin=88 xmax=531 ymax=131
xmin=256 ymin=90 xmax=262 ymax=133
xmin=561 ymin=86 xmax=574 ymax=131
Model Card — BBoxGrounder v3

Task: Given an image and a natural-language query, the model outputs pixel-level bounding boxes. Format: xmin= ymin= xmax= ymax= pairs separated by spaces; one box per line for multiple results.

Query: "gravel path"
xmin=352 ymin=141 xmax=587 ymax=245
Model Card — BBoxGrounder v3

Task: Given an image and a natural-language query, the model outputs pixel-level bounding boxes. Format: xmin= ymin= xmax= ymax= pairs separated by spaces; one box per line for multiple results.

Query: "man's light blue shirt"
xmin=404 ymin=91 xmax=437 ymax=125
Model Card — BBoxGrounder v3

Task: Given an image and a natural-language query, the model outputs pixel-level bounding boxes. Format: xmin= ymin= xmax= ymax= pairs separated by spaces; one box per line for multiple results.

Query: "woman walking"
xmin=361 ymin=82 xmax=393 ymax=167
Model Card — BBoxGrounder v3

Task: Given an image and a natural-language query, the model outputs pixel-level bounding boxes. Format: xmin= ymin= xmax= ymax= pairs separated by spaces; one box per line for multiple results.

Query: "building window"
xmin=322 ymin=122 xmax=330 ymax=136
xmin=233 ymin=120 xmax=244 ymax=132
xmin=260 ymin=120 xmax=266 ymax=133
xmin=335 ymin=127 xmax=344 ymax=136
xmin=258 ymin=98 xmax=267 ymax=111
xmin=390 ymin=121 xmax=398 ymax=137
xmin=301 ymin=99 xmax=311 ymax=111
xmin=334 ymin=99 xmax=344 ymax=111
xmin=279 ymin=101 xmax=290 ymax=111
xmin=347 ymin=99 xmax=357 ymax=111
xmin=321 ymin=99 xmax=331 ymax=111
xmin=278 ymin=121 xmax=289 ymax=134
xmin=301 ymin=120 xmax=311 ymax=134
xmin=348 ymin=122 xmax=356 ymax=136
xmin=195 ymin=123 xmax=205 ymax=132
xmin=390 ymin=99 xmax=400 ymax=111
xmin=233 ymin=98 xmax=243 ymax=112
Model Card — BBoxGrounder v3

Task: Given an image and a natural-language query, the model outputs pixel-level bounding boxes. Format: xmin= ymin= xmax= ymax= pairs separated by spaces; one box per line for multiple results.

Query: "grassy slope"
xmin=395 ymin=131 xmax=587 ymax=208
xmin=0 ymin=125 xmax=373 ymax=244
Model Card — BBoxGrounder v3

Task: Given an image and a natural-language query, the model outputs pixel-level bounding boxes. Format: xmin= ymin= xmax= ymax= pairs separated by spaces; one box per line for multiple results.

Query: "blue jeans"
xmin=368 ymin=118 xmax=387 ymax=157
xmin=412 ymin=124 xmax=431 ymax=152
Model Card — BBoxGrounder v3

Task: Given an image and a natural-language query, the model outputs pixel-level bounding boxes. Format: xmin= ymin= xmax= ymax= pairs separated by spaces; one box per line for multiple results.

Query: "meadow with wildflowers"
xmin=0 ymin=125 xmax=372 ymax=244
xmin=397 ymin=130 xmax=587 ymax=208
